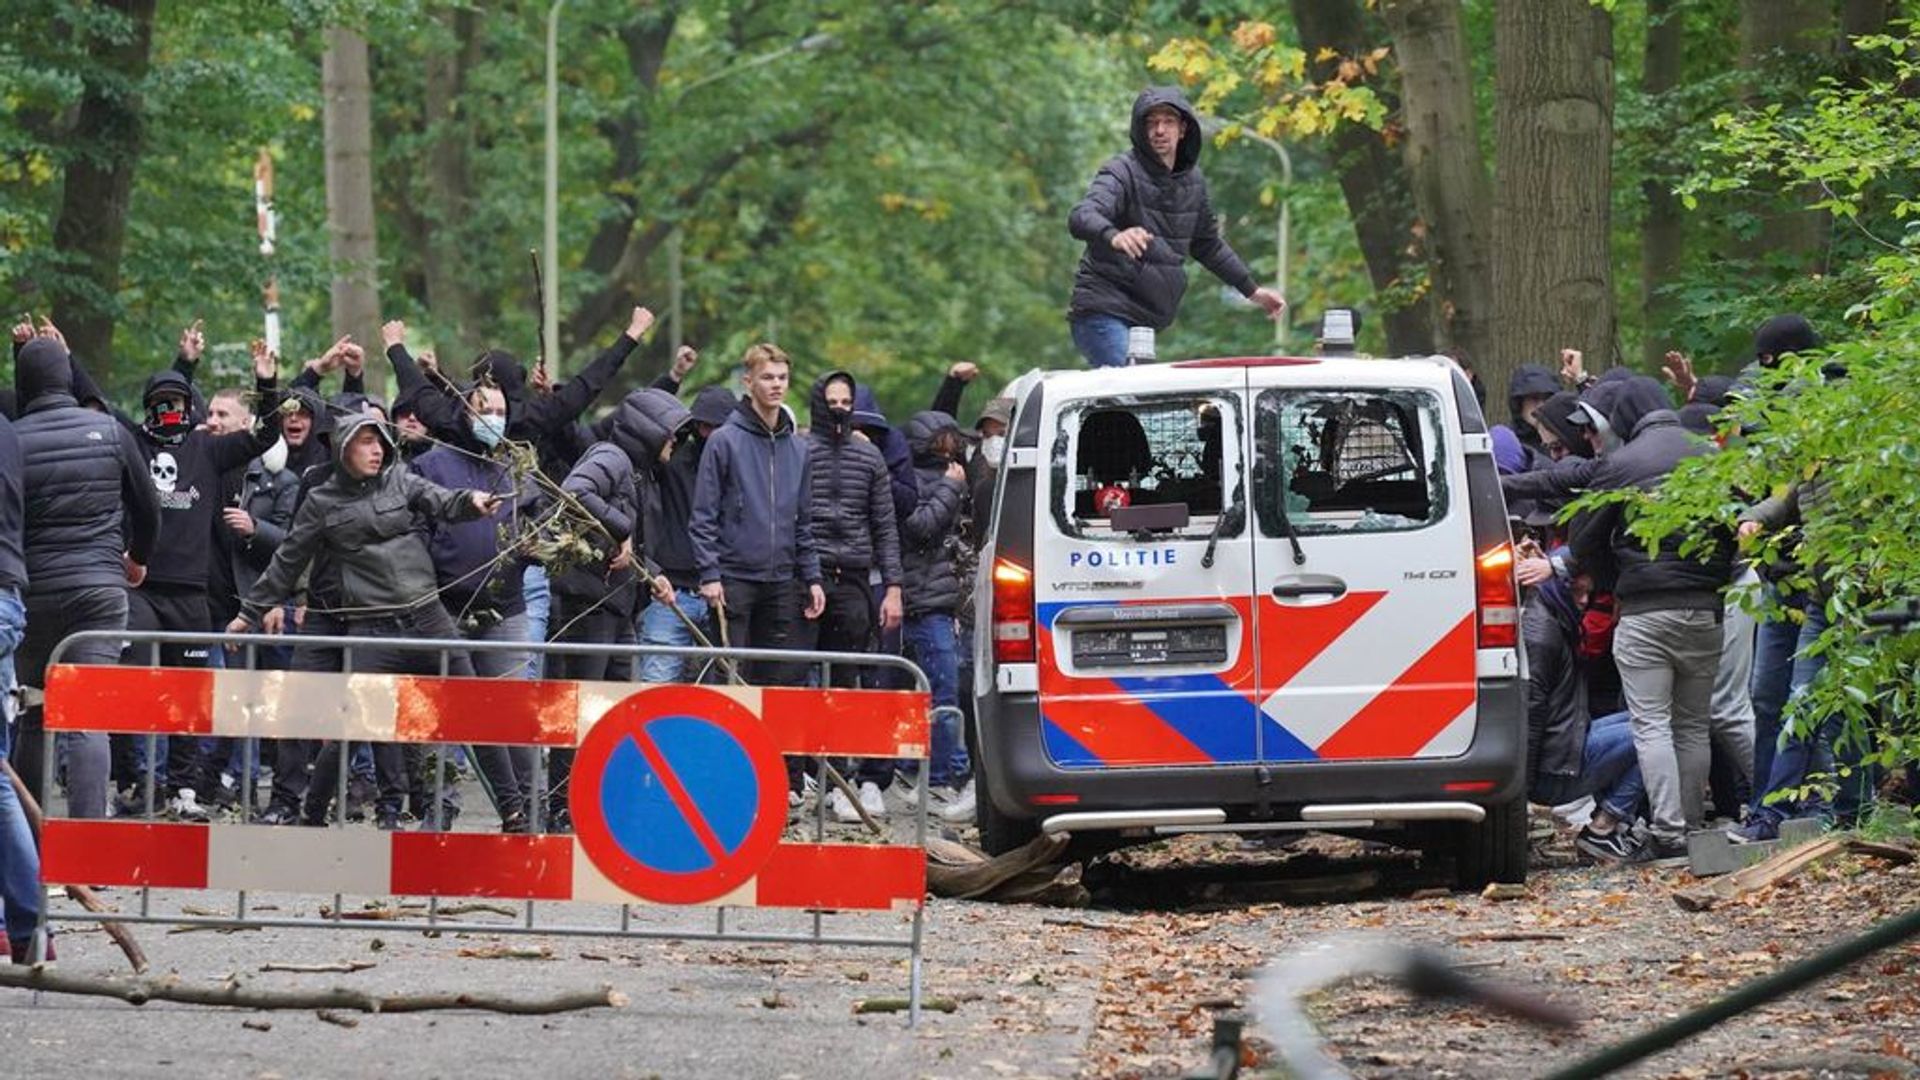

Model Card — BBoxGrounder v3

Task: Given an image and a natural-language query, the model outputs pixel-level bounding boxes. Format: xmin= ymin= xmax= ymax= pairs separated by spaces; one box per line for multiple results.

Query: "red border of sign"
xmin=569 ymin=686 xmax=788 ymax=905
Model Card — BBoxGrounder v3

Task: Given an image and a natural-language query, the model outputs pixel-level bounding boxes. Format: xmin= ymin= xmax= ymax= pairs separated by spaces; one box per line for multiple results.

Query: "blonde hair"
xmin=741 ymin=342 xmax=791 ymax=374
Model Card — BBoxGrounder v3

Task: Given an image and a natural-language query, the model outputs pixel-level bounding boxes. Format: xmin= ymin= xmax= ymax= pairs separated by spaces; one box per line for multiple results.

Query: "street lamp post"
xmin=1202 ymin=117 xmax=1293 ymax=353
xmin=543 ymin=0 xmax=565 ymax=375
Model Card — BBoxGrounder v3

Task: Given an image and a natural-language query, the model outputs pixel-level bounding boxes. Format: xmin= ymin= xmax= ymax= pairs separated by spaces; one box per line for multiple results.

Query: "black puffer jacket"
xmin=899 ymin=411 xmax=967 ymax=617
xmin=240 ymin=414 xmax=487 ymax=624
xmin=552 ymin=438 xmax=639 ymax=616
xmin=605 ymin=388 xmax=692 ymax=588
xmin=806 ymin=372 xmax=904 ymax=586
xmin=12 ymin=338 xmax=161 ymax=595
xmin=1067 ymin=86 xmax=1257 ymax=331
xmin=1569 ymin=378 xmax=1733 ymax=615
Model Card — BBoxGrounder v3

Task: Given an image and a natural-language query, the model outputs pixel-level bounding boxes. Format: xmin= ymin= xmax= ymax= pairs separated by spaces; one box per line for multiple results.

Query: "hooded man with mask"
xmin=227 ymin=413 xmax=498 ymax=829
xmin=1507 ymin=363 xmax=1560 ymax=456
xmin=635 ymin=383 xmax=732 ymax=684
xmin=1066 ymin=86 xmax=1286 ymax=367
xmin=9 ymin=337 xmax=162 ymax=827
xmin=1566 ymin=375 xmax=1737 ymax=858
xmin=897 ymin=410 xmax=974 ymax=807
xmin=114 ymin=336 xmax=282 ymax=817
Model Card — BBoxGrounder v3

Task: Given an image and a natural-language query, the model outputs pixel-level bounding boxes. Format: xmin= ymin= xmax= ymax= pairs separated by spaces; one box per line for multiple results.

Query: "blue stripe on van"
xmin=1110 ymin=674 xmax=1259 ymax=763
xmin=1257 ymin=716 xmax=1320 ymax=761
xmin=1041 ymin=716 xmax=1104 ymax=767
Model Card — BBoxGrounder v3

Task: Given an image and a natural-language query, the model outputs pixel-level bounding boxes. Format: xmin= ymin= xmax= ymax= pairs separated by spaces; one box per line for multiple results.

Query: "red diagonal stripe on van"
xmin=1315 ymin=613 xmax=1477 ymax=760
xmin=1040 ymin=685 xmax=1215 ymax=765
xmin=1257 ymin=590 xmax=1386 ymax=690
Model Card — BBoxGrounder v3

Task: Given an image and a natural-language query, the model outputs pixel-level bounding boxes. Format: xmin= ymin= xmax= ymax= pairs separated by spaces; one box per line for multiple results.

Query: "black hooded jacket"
xmin=11 ymin=338 xmax=161 ymax=595
xmin=1569 ymin=378 xmax=1732 ymax=614
xmin=899 ymin=411 xmax=968 ymax=616
xmin=126 ymin=368 xmax=282 ymax=590
xmin=806 ymin=372 xmax=904 ymax=586
xmin=1508 ymin=364 xmax=1560 ymax=450
xmin=607 ymin=388 xmax=694 ymax=590
xmin=1067 ymin=86 xmax=1257 ymax=331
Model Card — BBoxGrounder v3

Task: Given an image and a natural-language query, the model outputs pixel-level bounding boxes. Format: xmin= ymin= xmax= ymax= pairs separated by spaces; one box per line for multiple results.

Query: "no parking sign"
xmin=569 ymin=686 xmax=790 ymax=905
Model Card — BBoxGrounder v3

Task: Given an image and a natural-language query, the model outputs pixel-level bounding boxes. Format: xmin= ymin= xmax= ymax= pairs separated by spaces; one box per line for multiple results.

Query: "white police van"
xmin=971 ymin=354 xmax=1527 ymax=886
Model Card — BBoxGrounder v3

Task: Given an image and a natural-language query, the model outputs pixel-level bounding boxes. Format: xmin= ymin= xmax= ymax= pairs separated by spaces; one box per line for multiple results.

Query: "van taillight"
xmin=1476 ymin=542 xmax=1519 ymax=649
xmin=991 ymin=558 xmax=1036 ymax=663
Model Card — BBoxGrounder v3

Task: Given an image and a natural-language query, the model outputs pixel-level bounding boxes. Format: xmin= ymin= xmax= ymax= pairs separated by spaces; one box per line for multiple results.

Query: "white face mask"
xmin=980 ymin=435 xmax=1006 ymax=467
xmin=259 ymin=436 xmax=289 ymax=474
xmin=470 ymin=414 xmax=507 ymax=448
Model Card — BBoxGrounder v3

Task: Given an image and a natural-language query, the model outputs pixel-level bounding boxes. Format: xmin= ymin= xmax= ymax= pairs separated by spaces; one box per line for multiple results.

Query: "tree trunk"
xmin=1380 ymin=0 xmax=1494 ymax=368
xmin=1639 ymin=0 xmax=1685 ymax=368
xmin=1739 ymin=0 xmax=1832 ymax=269
xmin=421 ymin=7 xmax=485 ymax=352
xmin=323 ymin=28 xmax=382 ymax=392
xmin=45 ymin=0 xmax=158 ymax=389
xmin=1491 ymin=0 xmax=1615 ymax=394
xmin=1841 ymin=0 xmax=1890 ymax=41
xmin=1289 ymin=0 xmax=1435 ymax=357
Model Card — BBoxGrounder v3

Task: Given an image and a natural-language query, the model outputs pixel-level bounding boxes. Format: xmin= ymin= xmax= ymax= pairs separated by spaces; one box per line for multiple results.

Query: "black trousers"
xmin=720 ymin=577 xmax=804 ymax=687
xmin=118 ymin=584 xmax=217 ymax=799
xmin=302 ymin=603 xmax=473 ymax=823
xmin=803 ymin=572 xmax=887 ymax=785
xmin=265 ymin=610 xmax=346 ymax=817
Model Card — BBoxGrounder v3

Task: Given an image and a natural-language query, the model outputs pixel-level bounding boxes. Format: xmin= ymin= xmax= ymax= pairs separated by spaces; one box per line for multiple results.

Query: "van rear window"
xmin=1253 ymin=388 xmax=1446 ymax=536
xmin=1049 ymin=395 xmax=1243 ymax=542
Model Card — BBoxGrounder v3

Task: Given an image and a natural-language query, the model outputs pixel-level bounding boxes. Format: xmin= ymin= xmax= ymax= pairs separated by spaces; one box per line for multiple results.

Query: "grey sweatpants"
xmin=1616 ymin=608 xmax=1723 ymax=844
xmin=1710 ymin=570 xmax=1760 ymax=807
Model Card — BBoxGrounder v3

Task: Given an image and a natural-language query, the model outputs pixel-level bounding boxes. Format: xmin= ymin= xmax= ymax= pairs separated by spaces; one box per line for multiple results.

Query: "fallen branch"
xmin=456 ymin=944 xmax=553 ymax=961
xmin=1041 ymin=915 xmax=1125 ymax=933
xmin=435 ymin=902 xmax=519 ymax=919
xmin=260 ymin=961 xmax=377 ymax=974
xmin=318 ymin=906 xmax=401 ymax=922
xmin=0 ymin=966 xmax=627 ymax=1015
xmin=1673 ymin=836 xmax=1915 ymax=913
xmin=1455 ymin=931 xmax=1569 ymax=943
xmin=853 ymin=996 xmax=958 ymax=1015
xmin=315 ymin=1009 xmax=360 ymax=1028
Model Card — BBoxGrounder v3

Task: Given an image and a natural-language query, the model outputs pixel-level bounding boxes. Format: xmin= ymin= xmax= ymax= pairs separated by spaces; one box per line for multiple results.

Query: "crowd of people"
xmin=0 ymin=311 xmax=1011 ymax=960
xmin=1495 ymin=313 xmax=1905 ymax=864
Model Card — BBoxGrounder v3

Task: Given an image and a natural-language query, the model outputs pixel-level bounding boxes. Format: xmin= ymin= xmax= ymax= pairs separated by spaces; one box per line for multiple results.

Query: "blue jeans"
xmin=637 ymin=589 xmax=711 ymax=683
xmin=904 ymin=613 xmax=969 ymax=786
xmin=1069 ymin=313 xmax=1131 ymax=369
xmin=0 ymin=587 xmax=43 ymax=947
xmin=1751 ymin=602 xmax=1873 ymax=825
xmin=1530 ymin=710 xmax=1645 ymax=824
xmin=522 ymin=565 xmax=551 ymax=679
xmin=1748 ymin=594 xmax=1802 ymax=812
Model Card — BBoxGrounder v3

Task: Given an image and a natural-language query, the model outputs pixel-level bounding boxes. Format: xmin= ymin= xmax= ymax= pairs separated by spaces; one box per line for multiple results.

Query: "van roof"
xmin=1027 ymin=354 xmax=1463 ymax=393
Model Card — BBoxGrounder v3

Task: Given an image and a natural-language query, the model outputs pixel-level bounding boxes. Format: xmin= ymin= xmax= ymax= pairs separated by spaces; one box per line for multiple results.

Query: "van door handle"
xmin=1272 ymin=581 xmax=1347 ymax=600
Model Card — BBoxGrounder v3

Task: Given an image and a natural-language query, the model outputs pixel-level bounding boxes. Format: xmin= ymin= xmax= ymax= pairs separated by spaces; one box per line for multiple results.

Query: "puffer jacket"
xmin=240 ymin=414 xmax=486 ymax=624
xmin=1568 ymin=378 xmax=1733 ymax=615
xmin=12 ymin=338 xmax=162 ymax=595
xmin=1067 ymin=86 xmax=1257 ymax=331
xmin=807 ymin=372 xmax=903 ymax=585
xmin=899 ymin=411 xmax=967 ymax=617
xmin=1524 ymin=577 xmax=1589 ymax=788
xmin=605 ymin=387 xmax=692 ymax=587
xmin=551 ymin=439 xmax=638 ymax=616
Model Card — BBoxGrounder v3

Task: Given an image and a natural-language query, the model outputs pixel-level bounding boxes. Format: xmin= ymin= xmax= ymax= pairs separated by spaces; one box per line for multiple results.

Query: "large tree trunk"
xmin=1639 ymin=0 xmax=1686 ymax=369
xmin=1740 ymin=0 xmax=1832 ymax=269
xmin=322 ymin=28 xmax=382 ymax=391
xmin=1491 ymin=0 xmax=1615 ymax=394
xmin=1288 ymin=0 xmax=1435 ymax=357
xmin=1380 ymin=0 xmax=1494 ymax=367
xmin=46 ymin=0 xmax=158 ymax=389
xmin=421 ymin=7 xmax=485 ymax=352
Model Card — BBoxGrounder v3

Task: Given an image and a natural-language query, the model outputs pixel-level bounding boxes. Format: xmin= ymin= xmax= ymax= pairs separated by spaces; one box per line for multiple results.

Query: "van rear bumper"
xmin=975 ymin=679 xmax=1526 ymax=827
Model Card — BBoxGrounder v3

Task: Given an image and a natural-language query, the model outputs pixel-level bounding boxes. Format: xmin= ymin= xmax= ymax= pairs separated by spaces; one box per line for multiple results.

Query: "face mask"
xmin=145 ymin=401 xmax=191 ymax=443
xmin=980 ymin=435 xmax=1006 ymax=467
xmin=826 ymin=405 xmax=853 ymax=428
xmin=470 ymin=414 xmax=506 ymax=448
xmin=259 ymin=436 xmax=289 ymax=474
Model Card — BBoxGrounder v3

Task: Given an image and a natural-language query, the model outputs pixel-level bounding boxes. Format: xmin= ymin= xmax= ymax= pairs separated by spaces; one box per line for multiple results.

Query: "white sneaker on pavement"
xmin=858 ymin=780 xmax=888 ymax=821
xmin=938 ymin=777 xmax=976 ymax=823
xmin=828 ymin=786 xmax=861 ymax=824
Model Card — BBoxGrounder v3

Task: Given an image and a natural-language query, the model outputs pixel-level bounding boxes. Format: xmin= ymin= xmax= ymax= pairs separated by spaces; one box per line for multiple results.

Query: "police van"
xmin=971 ymin=354 xmax=1527 ymax=887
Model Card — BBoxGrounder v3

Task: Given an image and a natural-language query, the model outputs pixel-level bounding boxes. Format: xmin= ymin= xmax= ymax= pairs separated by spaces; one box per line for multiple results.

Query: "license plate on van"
xmin=1072 ymin=625 xmax=1228 ymax=668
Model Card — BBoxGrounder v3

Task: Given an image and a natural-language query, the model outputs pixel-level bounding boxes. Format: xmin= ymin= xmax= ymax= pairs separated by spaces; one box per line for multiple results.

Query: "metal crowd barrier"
xmin=33 ymin=629 xmax=935 ymax=1022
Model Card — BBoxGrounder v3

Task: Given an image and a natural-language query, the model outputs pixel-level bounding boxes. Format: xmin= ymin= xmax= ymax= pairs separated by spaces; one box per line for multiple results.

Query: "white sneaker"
xmin=828 ymin=786 xmax=861 ymax=824
xmin=939 ymin=778 xmax=977 ymax=823
xmin=858 ymin=781 xmax=888 ymax=821
xmin=168 ymin=788 xmax=208 ymax=822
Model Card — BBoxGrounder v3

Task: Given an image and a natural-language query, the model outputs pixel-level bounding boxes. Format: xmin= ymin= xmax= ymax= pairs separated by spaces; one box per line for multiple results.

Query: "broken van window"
xmin=1253 ymin=388 xmax=1447 ymax=536
xmin=1049 ymin=395 xmax=1243 ymax=542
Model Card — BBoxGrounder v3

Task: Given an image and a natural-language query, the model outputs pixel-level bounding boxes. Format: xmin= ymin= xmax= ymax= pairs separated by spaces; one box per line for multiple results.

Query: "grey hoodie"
xmin=240 ymin=414 xmax=487 ymax=623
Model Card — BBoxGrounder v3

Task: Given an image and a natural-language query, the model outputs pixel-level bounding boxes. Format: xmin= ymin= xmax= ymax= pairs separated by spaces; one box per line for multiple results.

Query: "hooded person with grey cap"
xmin=226 ymin=413 xmax=500 ymax=829
xmin=1565 ymin=375 xmax=1736 ymax=858
xmin=1067 ymin=86 xmax=1286 ymax=367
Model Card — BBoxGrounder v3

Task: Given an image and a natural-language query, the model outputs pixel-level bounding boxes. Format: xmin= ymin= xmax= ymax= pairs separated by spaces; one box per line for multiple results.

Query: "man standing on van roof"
xmin=1067 ymin=86 xmax=1287 ymax=367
